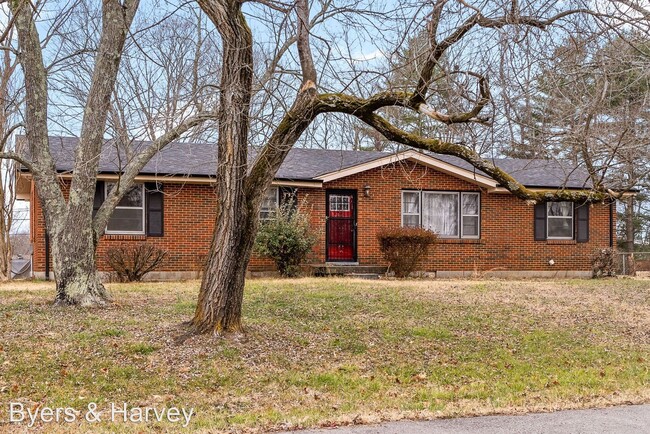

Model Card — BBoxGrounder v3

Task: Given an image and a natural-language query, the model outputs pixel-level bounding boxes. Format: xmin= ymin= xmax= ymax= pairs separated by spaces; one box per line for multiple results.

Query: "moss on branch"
xmin=315 ymin=93 xmax=611 ymax=204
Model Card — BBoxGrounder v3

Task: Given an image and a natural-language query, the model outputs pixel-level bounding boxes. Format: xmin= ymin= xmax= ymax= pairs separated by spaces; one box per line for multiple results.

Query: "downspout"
xmin=44 ymin=230 xmax=50 ymax=281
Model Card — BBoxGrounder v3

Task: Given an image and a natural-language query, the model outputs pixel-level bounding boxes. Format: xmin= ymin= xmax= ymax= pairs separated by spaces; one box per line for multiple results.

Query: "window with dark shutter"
xmin=575 ymin=203 xmax=589 ymax=243
xmin=546 ymin=202 xmax=574 ymax=239
xmin=105 ymin=183 xmax=145 ymax=234
xmin=93 ymin=181 xmax=104 ymax=218
xmin=534 ymin=202 xmax=547 ymax=241
xmin=145 ymin=182 xmax=164 ymax=237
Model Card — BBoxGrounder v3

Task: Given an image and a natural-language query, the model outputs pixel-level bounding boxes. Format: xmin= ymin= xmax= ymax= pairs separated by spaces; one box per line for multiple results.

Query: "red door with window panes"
xmin=326 ymin=190 xmax=357 ymax=262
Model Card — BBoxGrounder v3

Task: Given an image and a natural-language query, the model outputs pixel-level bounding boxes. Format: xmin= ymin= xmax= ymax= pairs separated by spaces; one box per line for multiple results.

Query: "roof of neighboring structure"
xmin=29 ymin=136 xmax=593 ymax=189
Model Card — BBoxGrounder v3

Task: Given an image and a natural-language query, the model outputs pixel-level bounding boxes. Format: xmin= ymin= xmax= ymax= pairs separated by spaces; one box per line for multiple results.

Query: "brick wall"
xmin=30 ymin=160 xmax=615 ymax=276
xmin=299 ymin=161 xmax=614 ymax=272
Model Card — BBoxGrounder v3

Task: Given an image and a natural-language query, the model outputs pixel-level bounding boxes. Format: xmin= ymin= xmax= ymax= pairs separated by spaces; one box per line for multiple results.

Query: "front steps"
xmin=310 ymin=264 xmax=388 ymax=278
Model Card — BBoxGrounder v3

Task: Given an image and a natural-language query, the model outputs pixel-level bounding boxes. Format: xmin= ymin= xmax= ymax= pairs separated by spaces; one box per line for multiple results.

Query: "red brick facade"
xmin=30 ymin=160 xmax=615 ymax=278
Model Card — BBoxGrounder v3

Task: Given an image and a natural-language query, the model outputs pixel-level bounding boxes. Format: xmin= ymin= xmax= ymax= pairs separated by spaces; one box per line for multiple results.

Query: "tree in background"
xmin=370 ymin=6 xmax=650 ymax=255
xmin=0 ymin=22 xmax=23 ymax=280
xmin=523 ymin=34 xmax=650 ymax=253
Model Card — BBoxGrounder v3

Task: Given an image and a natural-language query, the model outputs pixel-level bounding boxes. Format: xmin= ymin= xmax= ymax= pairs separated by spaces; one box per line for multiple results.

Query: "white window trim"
xmin=401 ymin=190 xmax=481 ymax=239
xmin=546 ymin=202 xmax=574 ymax=240
xmin=329 ymin=194 xmax=351 ymax=212
xmin=401 ymin=190 xmax=420 ymax=227
xmin=460 ymin=192 xmax=481 ymax=239
xmin=260 ymin=187 xmax=280 ymax=220
xmin=105 ymin=183 xmax=146 ymax=235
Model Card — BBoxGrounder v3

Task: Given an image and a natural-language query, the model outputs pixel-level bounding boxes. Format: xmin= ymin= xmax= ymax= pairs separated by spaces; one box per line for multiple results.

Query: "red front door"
xmin=326 ymin=190 xmax=357 ymax=262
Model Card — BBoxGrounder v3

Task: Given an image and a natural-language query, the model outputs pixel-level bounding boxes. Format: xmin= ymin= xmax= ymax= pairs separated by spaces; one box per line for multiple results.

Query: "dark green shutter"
xmin=146 ymin=182 xmax=164 ymax=237
xmin=534 ymin=202 xmax=547 ymax=241
xmin=93 ymin=181 xmax=104 ymax=218
xmin=575 ymin=203 xmax=589 ymax=243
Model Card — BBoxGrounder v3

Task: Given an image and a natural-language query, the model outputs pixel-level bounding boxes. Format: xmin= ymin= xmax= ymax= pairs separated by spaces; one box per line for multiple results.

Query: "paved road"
xmin=287 ymin=405 xmax=650 ymax=434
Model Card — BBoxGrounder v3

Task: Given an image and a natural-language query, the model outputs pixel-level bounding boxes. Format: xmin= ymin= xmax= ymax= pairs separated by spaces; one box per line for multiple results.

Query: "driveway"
xmin=286 ymin=405 xmax=650 ymax=434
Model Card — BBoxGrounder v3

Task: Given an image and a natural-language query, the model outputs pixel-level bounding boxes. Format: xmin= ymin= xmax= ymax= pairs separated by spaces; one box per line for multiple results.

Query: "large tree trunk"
xmin=190 ymin=0 xmax=320 ymax=334
xmin=191 ymin=203 xmax=257 ymax=333
xmin=51 ymin=209 xmax=107 ymax=306
xmin=51 ymin=232 xmax=107 ymax=306
xmin=11 ymin=0 xmax=138 ymax=305
xmin=190 ymin=0 xmax=255 ymax=334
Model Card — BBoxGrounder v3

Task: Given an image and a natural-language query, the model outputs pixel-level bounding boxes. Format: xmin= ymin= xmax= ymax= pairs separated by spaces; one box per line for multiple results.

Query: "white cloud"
xmin=352 ymin=48 xmax=385 ymax=62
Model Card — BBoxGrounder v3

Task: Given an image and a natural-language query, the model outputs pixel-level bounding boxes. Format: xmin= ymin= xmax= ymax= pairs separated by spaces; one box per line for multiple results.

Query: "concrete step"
xmin=311 ymin=264 xmax=388 ymax=276
xmin=344 ymin=273 xmax=381 ymax=280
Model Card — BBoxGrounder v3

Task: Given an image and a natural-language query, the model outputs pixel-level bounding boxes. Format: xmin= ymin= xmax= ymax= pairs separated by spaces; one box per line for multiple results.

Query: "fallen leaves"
xmin=0 ymin=278 xmax=649 ymax=433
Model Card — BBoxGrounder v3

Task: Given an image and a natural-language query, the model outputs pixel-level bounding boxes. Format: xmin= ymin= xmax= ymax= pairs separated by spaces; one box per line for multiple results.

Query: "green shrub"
xmin=377 ymin=227 xmax=438 ymax=278
xmin=254 ymin=201 xmax=318 ymax=277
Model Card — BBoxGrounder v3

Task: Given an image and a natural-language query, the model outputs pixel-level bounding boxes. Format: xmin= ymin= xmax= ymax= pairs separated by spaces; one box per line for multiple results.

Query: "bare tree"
xmin=189 ymin=0 xmax=609 ymax=334
xmin=0 ymin=22 xmax=22 ymax=280
xmin=50 ymin=5 xmax=221 ymax=146
xmin=509 ymin=31 xmax=650 ymax=255
xmin=5 ymin=0 xmax=214 ymax=305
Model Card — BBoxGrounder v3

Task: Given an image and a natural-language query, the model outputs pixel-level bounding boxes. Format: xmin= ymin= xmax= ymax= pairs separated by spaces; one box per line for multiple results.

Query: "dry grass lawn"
xmin=0 ymin=277 xmax=649 ymax=433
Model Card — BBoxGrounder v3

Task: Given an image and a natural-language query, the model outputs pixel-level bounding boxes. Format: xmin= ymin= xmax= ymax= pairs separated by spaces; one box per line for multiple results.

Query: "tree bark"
xmin=54 ymin=0 xmax=138 ymax=305
xmin=190 ymin=0 xmax=322 ymax=334
xmin=192 ymin=205 xmax=257 ymax=333
xmin=51 ymin=230 xmax=107 ymax=306
xmin=11 ymin=0 xmax=136 ymax=305
xmin=190 ymin=0 xmax=255 ymax=334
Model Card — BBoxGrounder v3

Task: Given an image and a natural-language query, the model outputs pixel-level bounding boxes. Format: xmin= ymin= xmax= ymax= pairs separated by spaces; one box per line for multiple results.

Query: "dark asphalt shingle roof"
xmin=429 ymin=153 xmax=592 ymax=189
xmin=37 ymin=136 xmax=592 ymax=189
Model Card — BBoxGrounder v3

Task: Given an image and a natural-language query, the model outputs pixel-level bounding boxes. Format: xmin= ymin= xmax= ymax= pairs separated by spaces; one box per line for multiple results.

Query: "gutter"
xmin=19 ymin=172 xmax=323 ymax=189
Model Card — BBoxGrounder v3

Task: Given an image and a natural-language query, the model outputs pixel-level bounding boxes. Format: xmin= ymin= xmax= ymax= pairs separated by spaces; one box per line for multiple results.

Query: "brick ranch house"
xmin=18 ymin=136 xmax=620 ymax=280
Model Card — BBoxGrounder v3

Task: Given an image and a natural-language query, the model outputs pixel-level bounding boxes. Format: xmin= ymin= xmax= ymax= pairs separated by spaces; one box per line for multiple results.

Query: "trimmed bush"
xmin=377 ymin=227 xmax=438 ymax=278
xmin=254 ymin=201 xmax=317 ymax=277
xmin=106 ymin=243 xmax=168 ymax=282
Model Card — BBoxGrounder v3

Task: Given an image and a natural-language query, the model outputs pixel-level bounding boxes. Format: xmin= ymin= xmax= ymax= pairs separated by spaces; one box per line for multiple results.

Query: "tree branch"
xmin=9 ymin=0 xmax=67 ymax=222
xmin=0 ymin=151 xmax=34 ymax=172
xmin=245 ymin=0 xmax=320 ymax=198
xmin=418 ymin=72 xmax=491 ymax=124
xmin=0 ymin=123 xmax=24 ymax=151
xmin=412 ymin=3 xmax=594 ymax=107
xmin=316 ymin=92 xmax=608 ymax=202
xmin=295 ymin=0 xmax=317 ymax=89
xmin=359 ymin=112 xmax=607 ymax=202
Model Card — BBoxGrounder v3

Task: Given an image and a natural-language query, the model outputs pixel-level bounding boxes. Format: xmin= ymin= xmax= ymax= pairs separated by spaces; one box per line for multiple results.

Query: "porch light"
xmin=363 ymin=184 xmax=371 ymax=198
